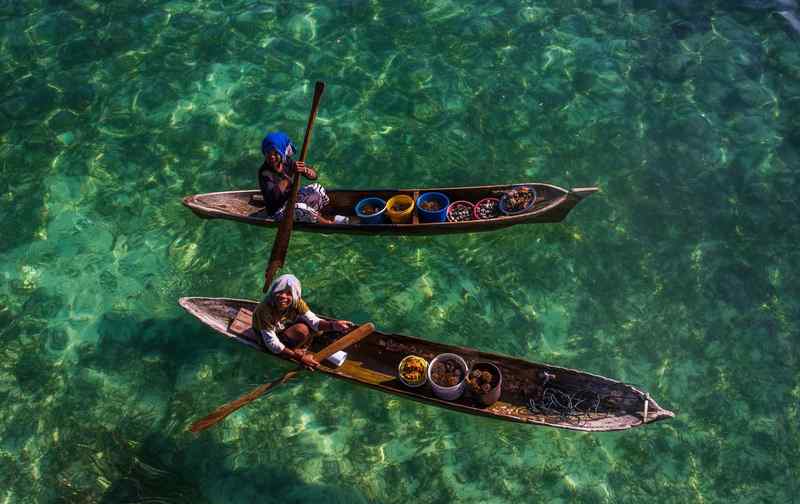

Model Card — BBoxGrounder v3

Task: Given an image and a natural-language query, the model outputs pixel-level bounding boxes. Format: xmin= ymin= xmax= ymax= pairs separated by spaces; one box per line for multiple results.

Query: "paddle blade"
xmin=188 ymin=369 xmax=301 ymax=433
xmin=188 ymin=319 xmax=374 ymax=433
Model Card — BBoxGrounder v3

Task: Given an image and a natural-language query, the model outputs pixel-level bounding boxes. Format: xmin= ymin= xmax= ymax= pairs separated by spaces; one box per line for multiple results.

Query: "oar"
xmin=262 ymin=80 xmax=325 ymax=293
xmin=188 ymin=322 xmax=375 ymax=433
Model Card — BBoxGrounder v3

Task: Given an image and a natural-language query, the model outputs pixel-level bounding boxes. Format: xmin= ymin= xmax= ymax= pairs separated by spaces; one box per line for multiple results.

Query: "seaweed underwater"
xmin=1 ymin=0 xmax=800 ymax=502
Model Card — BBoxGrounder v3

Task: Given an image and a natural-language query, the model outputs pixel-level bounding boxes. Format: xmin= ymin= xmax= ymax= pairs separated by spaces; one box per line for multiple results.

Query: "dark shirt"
xmin=258 ymin=160 xmax=297 ymax=215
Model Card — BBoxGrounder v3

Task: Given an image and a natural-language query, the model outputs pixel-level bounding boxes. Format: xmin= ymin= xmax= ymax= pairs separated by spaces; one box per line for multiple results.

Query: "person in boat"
xmin=258 ymin=131 xmax=348 ymax=225
xmin=252 ymin=274 xmax=353 ymax=369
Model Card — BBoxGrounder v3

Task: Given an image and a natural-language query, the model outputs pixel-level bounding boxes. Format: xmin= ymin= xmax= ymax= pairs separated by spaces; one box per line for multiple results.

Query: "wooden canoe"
xmin=181 ymin=183 xmax=599 ymax=235
xmin=179 ymin=297 xmax=674 ymax=432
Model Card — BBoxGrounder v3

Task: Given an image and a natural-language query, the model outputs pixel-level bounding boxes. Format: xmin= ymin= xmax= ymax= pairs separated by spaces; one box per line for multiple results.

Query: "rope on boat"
xmin=526 ymin=387 xmax=609 ymax=427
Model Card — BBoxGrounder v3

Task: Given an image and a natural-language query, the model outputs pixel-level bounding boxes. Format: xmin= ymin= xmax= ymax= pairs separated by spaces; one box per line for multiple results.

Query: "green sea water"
xmin=2 ymin=0 xmax=799 ymax=502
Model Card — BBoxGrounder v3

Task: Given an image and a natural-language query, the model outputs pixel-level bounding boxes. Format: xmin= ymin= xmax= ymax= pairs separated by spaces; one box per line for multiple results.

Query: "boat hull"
xmin=180 ymin=297 xmax=674 ymax=432
xmin=182 ymin=183 xmax=599 ymax=235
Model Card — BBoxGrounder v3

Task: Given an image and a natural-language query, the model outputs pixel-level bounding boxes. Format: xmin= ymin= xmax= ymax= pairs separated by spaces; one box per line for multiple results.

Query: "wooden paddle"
xmin=188 ymin=322 xmax=375 ymax=433
xmin=262 ymin=80 xmax=325 ymax=293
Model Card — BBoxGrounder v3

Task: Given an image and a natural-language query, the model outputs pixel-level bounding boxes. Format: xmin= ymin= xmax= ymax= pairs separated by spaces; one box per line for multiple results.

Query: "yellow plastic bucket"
xmin=386 ymin=194 xmax=415 ymax=224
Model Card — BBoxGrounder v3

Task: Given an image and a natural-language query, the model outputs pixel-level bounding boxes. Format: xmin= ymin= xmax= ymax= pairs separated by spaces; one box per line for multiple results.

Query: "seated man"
xmin=258 ymin=131 xmax=348 ymax=225
xmin=252 ymin=274 xmax=353 ymax=369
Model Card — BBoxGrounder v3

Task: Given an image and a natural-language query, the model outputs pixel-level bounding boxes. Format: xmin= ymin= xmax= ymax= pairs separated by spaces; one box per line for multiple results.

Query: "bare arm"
xmin=301 ymin=310 xmax=352 ymax=333
xmin=318 ymin=319 xmax=354 ymax=332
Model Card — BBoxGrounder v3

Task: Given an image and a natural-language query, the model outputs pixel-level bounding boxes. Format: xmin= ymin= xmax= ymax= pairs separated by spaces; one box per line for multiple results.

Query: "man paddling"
xmin=252 ymin=274 xmax=353 ymax=369
xmin=258 ymin=131 xmax=349 ymax=225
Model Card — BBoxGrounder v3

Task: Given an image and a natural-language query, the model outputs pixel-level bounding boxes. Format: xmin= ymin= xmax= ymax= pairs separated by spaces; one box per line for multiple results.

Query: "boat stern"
xmin=641 ymin=394 xmax=676 ymax=425
xmin=569 ymin=187 xmax=600 ymax=199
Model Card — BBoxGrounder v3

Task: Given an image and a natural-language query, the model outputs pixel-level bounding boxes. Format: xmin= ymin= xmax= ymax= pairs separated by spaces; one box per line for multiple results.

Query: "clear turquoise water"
xmin=2 ymin=0 xmax=799 ymax=502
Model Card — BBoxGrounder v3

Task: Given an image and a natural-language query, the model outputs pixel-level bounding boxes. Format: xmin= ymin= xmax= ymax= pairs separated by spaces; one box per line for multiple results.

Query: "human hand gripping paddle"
xmin=188 ymin=322 xmax=375 ymax=433
xmin=262 ymin=80 xmax=325 ymax=293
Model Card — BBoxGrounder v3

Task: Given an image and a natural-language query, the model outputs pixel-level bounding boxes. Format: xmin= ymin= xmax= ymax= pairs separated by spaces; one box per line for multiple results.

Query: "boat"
xmin=179 ymin=297 xmax=674 ymax=432
xmin=182 ymin=183 xmax=599 ymax=235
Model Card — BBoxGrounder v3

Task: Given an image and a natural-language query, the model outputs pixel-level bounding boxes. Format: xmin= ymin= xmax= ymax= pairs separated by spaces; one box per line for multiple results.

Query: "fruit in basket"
xmin=431 ymin=358 xmax=464 ymax=387
xmin=399 ymin=356 xmax=428 ymax=385
xmin=467 ymin=366 xmax=497 ymax=394
xmin=474 ymin=199 xmax=500 ymax=219
xmin=404 ymin=370 xmax=422 ymax=382
xmin=420 ymin=200 xmax=442 ymax=212
xmin=500 ymin=186 xmax=536 ymax=213
xmin=448 ymin=202 xmax=473 ymax=222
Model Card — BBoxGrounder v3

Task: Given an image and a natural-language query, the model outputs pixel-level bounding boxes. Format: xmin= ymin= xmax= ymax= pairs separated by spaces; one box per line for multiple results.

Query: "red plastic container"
xmin=473 ymin=197 xmax=500 ymax=220
xmin=446 ymin=201 xmax=475 ymax=222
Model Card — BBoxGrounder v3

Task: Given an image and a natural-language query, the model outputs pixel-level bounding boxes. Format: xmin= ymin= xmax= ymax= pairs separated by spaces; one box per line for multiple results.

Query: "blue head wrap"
xmin=261 ymin=131 xmax=296 ymax=160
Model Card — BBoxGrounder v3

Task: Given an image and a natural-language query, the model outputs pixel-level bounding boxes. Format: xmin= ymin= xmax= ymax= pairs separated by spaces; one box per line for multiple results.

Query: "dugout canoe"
xmin=181 ymin=183 xmax=599 ymax=235
xmin=179 ymin=297 xmax=674 ymax=432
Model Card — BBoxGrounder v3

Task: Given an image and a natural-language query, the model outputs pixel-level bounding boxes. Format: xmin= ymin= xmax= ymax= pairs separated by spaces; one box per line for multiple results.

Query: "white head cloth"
xmin=265 ymin=274 xmax=302 ymax=308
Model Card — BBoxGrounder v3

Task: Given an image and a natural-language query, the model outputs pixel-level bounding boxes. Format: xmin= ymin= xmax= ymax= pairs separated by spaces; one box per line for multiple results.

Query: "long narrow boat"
xmin=180 ymin=297 xmax=674 ymax=432
xmin=182 ymin=183 xmax=598 ymax=235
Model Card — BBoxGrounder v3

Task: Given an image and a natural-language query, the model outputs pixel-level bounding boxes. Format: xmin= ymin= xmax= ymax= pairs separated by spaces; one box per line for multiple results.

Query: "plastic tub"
xmin=355 ymin=197 xmax=387 ymax=224
xmin=427 ymin=353 xmax=468 ymax=401
xmin=473 ymin=197 xmax=500 ymax=220
xmin=386 ymin=194 xmax=415 ymax=224
xmin=499 ymin=185 xmax=538 ymax=215
xmin=398 ymin=355 xmax=428 ymax=388
xmin=467 ymin=361 xmax=503 ymax=407
xmin=446 ymin=201 xmax=474 ymax=222
xmin=416 ymin=192 xmax=450 ymax=223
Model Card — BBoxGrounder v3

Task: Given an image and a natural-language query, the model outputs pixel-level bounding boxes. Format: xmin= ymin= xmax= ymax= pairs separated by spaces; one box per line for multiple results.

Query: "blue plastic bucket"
xmin=355 ymin=197 xmax=387 ymax=224
xmin=416 ymin=192 xmax=450 ymax=223
xmin=498 ymin=185 xmax=538 ymax=215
